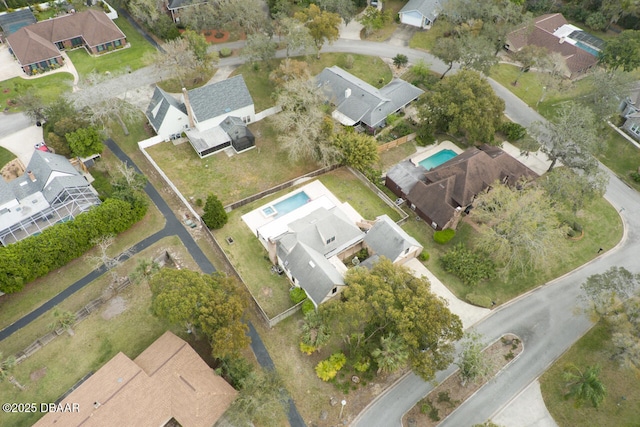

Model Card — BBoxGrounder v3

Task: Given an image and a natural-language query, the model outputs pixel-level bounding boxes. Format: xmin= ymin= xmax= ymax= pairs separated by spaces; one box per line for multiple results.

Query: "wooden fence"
xmin=346 ymin=166 xmax=409 ymax=225
xmin=377 ymin=133 xmax=416 ymax=152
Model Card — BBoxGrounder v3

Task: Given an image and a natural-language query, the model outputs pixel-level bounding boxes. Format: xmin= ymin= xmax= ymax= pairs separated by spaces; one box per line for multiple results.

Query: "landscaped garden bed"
xmin=402 ymin=334 xmax=523 ymax=426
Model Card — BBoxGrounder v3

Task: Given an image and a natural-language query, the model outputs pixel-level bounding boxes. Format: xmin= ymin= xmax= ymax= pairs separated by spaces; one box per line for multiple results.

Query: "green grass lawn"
xmin=66 ymin=17 xmax=156 ymax=77
xmin=0 ymin=236 xmax=197 ymax=427
xmin=0 ymin=155 xmax=166 ymax=332
xmin=597 ymin=126 xmax=640 ymax=192
xmin=361 ymin=0 xmax=406 ymax=42
xmin=401 ymin=195 xmax=622 ymax=305
xmin=231 ymin=53 xmax=392 ymax=111
xmin=0 ymin=146 xmax=16 ymax=169
xmin=146 ymin=118 xmax=319 ymax=206
xmin=212 ymin=167 xmax=402 ymax=317
xmin=540 ymin=322 xmax=640 ymax=426
xmin=0 ymin=74 xmax=73 ymax=113
xmin=409 ymin=19 xmax=453 ymax=52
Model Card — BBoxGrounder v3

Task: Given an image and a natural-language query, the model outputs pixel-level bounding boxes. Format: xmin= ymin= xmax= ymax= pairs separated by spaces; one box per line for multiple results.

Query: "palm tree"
xmin=563 ymin=364 xmax=607 ymax=408
xmin=0 ymin=352 xmax=16 ymax=383
xmin=372 ymin=333 xmax=409 ymax=374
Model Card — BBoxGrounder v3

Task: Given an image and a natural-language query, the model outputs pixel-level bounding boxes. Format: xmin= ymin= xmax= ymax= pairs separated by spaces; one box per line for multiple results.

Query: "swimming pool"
xmin=575 ymin=41 xmax=599 ymax=57
xmin=261 ymin=191 xmax=310 ymax=218
xmin=418 ymin=149 xmax=457 ymax=170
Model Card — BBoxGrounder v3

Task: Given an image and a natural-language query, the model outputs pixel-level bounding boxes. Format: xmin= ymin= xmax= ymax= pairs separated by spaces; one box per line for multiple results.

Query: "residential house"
xmin=386 ymin=145 xmax=538 ymax=230
xmin=505 ymin=13 xmax=603 ymax=79
xmin=33 ymin=331 xmax=237 ymax=427
xmin=362 ymin=214 xmax=422 ymax=267
xmin=0 ymin=151 xmax=101 ymax=246
xmin=619 ymin=85 xmax=640 ymax=141
xmin=166 ymin=0 xmax=207 ymax=22
xmin=316 ymin=66 xmax=424 ymax=133
xmin=145 ymin=75 xmax=256 ymax=157
xmin=398 ymin=0 xmax=442 ymax=29
xmin=6 ymin=10 xmax=126 ymax=75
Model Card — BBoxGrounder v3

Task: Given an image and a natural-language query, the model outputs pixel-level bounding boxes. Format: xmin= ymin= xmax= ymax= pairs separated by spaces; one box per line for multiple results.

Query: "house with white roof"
xmin=0 ymin=151 xmax=101 ymax=246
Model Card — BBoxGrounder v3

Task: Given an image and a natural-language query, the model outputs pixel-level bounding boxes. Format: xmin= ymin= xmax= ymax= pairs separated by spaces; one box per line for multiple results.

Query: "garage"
xmin=400 ymin=11 xmax=425 ymax=28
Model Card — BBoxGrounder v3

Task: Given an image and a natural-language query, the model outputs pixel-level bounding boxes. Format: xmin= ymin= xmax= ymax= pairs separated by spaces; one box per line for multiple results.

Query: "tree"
xmin=393 ymin=54 xmax=409 ymax=68
xmin=358 ymin=6 xmax=391 ymax=37
xmin=329 ymin=259 xmax=463 ymax=381
xmin=85 ymin=234 xmax=132 ymax=284
xmin=241 ymin=33 xmax=277 ymax=65
xmin=224 ymin=369 xmax=288 ymax=426
xmin=0 ymin=352 xmax=16 ymax=383
xmin=512 ymin=45 xmax=549 ymax=85
xmin=181 ymin=29 xmax=214 ymax=63
xmin=128 ymin=0 xmax=164 ymax=26
xmin=411 ymin=59 xmax=432 ymax=85
xmin=419 ymin=70 xmax=505 ymax=143
xmin=331 ymin=131 xmax=379 ymax=174
xmin=49 ymin=308 xmax=76 ymax=335
xmin=272 ymin=76 xmax=338 ymax=166
xmin=218 ymin=0 xmax=272 ymax=35
xmin=586 ymin=11 xmax=608 ymax=31
xmin=179 ymin=2 xmax=222 ymax=34
xmin=201 ymin=194 xmax=228 ymax=229
xmin=586 ymin=68 xmax=635 ymax=120
xmin=316 ymin=0 xmax=357 ymax=25
xmin=269 ymin=58 xmax=311 ymax=86
xmin=155 ymin=37 xmax=198 ymax=87
xmin=300 ymin=311 xmax=331 ymax=354
xmin=563 ymin=364 xmax=606 ymax=408
xmin=150 ymin=269 xmax=250 ymax=358
xmin=371 ymin=333 xmax=409 ymax=373
xmin=432 ymin=37 xmax=462 ymax=79
xmin=456 ymin=332 xmax=492 ymax=386
xmin=294 ymin=4 xmax=341 ymax=59
xmin=66 ymin=126 xmax=104 ymax=157
xmin=129 ymin=258 xmax=160 ymax=286
xmin=456 ymin=34 xmax=499 ymax=74
xmin=541 ymin=167 xmax=608 ymax=214
xmin=472 ymin=182 xmax=569 ymax=274
xmin=530 ymin=101 xmax=600 ymax=172
xmin=609 ymin=292 xmax=640 ymax=373
xmin=277 ymin=17 xmax=314 ymax=57
xmin=580 ymin=266 xmax=639 ymax=317
xmin=598 ymin=30 xmax=640 ymax=72
xmin=16 ymin=91 xmax=45 ymax=122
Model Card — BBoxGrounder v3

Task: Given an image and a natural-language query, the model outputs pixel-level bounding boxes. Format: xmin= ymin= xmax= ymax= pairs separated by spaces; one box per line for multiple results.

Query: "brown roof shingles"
xmin=7 ymin=10 xmax=125 ymax=66
xmin=33 ymin=332 xmax=237 ymax=427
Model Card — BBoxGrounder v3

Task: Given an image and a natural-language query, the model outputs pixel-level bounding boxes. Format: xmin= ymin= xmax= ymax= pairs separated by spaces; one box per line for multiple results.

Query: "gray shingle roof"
xmin=316 ymin=66 xmax=423 ymax=128
xmin=146 ymin=86 xmax=187 ymax=134
xmin=0 ymin=180 xmax=15 ymax=206
xmin=188 ymin=75 xmax=253 ymax=123
xmin=364 ymin=214 xmax=422 ymax=262
xmin=399 ymin=0 xmax=442 ymax=23
xmin=385 ymin=160 xmax=427 ymax=196
xmin=42 ymin=175 xmax=90 ymax=204
xmin=286 ymin=207 xmax=363 ymax=256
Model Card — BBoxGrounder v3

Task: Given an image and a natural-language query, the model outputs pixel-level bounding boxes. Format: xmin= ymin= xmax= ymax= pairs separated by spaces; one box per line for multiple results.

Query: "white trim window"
xmin=630 ymin=122 xmax=640 ymax=136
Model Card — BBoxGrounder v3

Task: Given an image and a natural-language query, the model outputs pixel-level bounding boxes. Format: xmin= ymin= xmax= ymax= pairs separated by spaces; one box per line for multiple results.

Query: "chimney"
xmin=27 ymin=170 xmax=36 ymax=182
xmin=93 ymin=402 xmax=101 ymax=409
xmin=182 ymin=88 xmax=196 ymax=129
xmin=345 ymin=88 xmax=351 ymax=99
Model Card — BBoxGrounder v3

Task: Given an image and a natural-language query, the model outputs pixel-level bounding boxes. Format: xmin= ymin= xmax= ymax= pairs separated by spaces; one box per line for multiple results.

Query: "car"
xmin=370 ymin=0 xmax=379 ymax=6
xmin=34 ymin=142 xmax=51 ymax=152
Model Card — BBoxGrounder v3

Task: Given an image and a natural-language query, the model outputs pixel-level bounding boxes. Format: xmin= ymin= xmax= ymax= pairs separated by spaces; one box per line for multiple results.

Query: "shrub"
xmin=353 ymin=358 xmax=371 ymax=372
xmin=630 ymin=171 xmax=640 ymax=183
xmin=289 ymin=287 xmax=307 ymax=304
xmin=219 ymin=48 xmax=232 ymax=57
xmin=301 ymin=299 xmax=315 ymax=315
xmin=195 ymin=198 xmax=203 ymax=207
xmin=315 ymin=352 xmax=347 ymax=381
xmin=202 ymin=194 xmax=228 ymax=229
xmin=466 ymin=293 xmax=493 ymax=308
xmin=499 ymin=122 xmax=527 ymax=141
xmin=440 ymin=243 xmax=496 ymax=286
xmin=217 ymin=356 xmax=254 ymax=388
xmin=433 ymin=228 xmax=455 ymax=244
xmin=299 ymin=342 xmax=317 ymax=355
xmin=418 ymin=250 xmax=430 ymax=262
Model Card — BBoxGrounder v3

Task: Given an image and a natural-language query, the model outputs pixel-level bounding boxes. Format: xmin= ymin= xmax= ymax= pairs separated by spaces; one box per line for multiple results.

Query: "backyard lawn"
xmin=212 ymin=167 xmax=404 ymax=317
xmin=146 ymin=118 xmax=319 ymax=206
xmin=0 ymin=74 xmax=73 ymax=113
xmin=401 ymin=195 xmax=622 ymax=305
xmin=0 ymin=236 xmax=195 ymax=427
xmin=231 ymin=53 xmax=393 ymax=111
xmin=66 ymin=17 xmax=156 ymax=77
xmin=540 ymin=322 xmax=640 ymax=426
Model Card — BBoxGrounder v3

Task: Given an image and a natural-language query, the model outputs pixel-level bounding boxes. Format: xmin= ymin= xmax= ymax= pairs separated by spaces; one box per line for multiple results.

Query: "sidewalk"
xmin=493 ymin=380 xmax=559 ymax=427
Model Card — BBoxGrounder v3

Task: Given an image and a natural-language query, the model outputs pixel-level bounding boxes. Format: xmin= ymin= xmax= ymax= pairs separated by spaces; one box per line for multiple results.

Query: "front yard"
xmin=0 ymin=74 xmax=73 ymax=113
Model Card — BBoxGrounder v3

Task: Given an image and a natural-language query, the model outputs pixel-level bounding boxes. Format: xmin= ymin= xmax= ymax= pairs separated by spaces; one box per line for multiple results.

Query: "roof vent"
xmin=93 ymin=402 xmax=101 ymax=409
xmin=309 ymin=260 xmax=316 ymax=268
xmin=345 ymin=88 xmax=351 ymax=98
xmin=28 ymin=171 xmax=36 ymax=182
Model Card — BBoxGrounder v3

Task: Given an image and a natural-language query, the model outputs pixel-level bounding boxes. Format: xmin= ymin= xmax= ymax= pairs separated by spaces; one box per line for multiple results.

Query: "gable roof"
xmin=34 ymin=331 xmax=237 ymax=427
xmin=6 ymin=10 xmax=125 ymax=66
xmin=187 ymin=75 xmax=254 ymax=123
xmin=316 ymin=66 xmax=423 ymax=127
xmin=364 ymin=214 xmax=422 ymax=262
xmin=399 ymin=0 xmax=442 ymax=22
xmin=506 ymin=13 xmax=599 ymax=76
xmin=146 ymin=86 xmax=188 ymax=133
xmin=407 ymin=145 xmax=538 ymax=227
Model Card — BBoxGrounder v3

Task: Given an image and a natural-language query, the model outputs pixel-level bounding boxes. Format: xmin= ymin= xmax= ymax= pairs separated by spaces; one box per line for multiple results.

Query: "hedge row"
xmin=0 ymin=198 xmax=146 ymax=294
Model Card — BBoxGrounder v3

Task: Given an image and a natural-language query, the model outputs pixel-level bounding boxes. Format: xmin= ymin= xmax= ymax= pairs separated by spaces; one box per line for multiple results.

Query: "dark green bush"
xmin=418 ymin=250 xmax=430 ymax=262
xmin=202 ymin=194 xmax=228 ymax=229
xmin=440 ymin=243 xmax=496 ymax=286
xmin=219 ymin=48 xmax=232 ymax=58
xmin=290 ymin=287 xmax=307 ymax=304
xmin=0 ymin=198 xmax=146 ymax=294
xmin=433 ymin=229 xmax=455 ymax=244
xmin=630 ymin=171 xmax=640 ymax=183
xmin=301 ymin=299 xmax=315 ymax=315
xmin=466 ymin=293 xmax=493 ymax=308
xmin=499 ymin=122 xmax=527 ymax=141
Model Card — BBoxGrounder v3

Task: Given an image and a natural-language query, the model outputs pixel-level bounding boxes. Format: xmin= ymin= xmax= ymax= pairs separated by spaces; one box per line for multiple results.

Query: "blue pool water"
xmin=575 ymin=41 xmax=599 ymax=57
xmin=262 ymin=191 xmax=310 ymax=217
xmin=418 ymin=149 xmax=457 ymax=170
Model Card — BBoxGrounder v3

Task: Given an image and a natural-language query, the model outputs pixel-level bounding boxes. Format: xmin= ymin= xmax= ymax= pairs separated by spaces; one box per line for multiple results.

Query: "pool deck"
xmin=410 ymin=141 xmax=464 ymax=167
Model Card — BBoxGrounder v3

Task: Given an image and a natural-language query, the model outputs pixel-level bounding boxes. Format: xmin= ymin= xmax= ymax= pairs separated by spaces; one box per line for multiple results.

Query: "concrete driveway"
xmin=0 ymin=45 xmax=23 ymax=82
xmin=387 ymin=25 xmax=418 ymax=47
xmin=0 ymin=124 xmax=42 ymax=166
